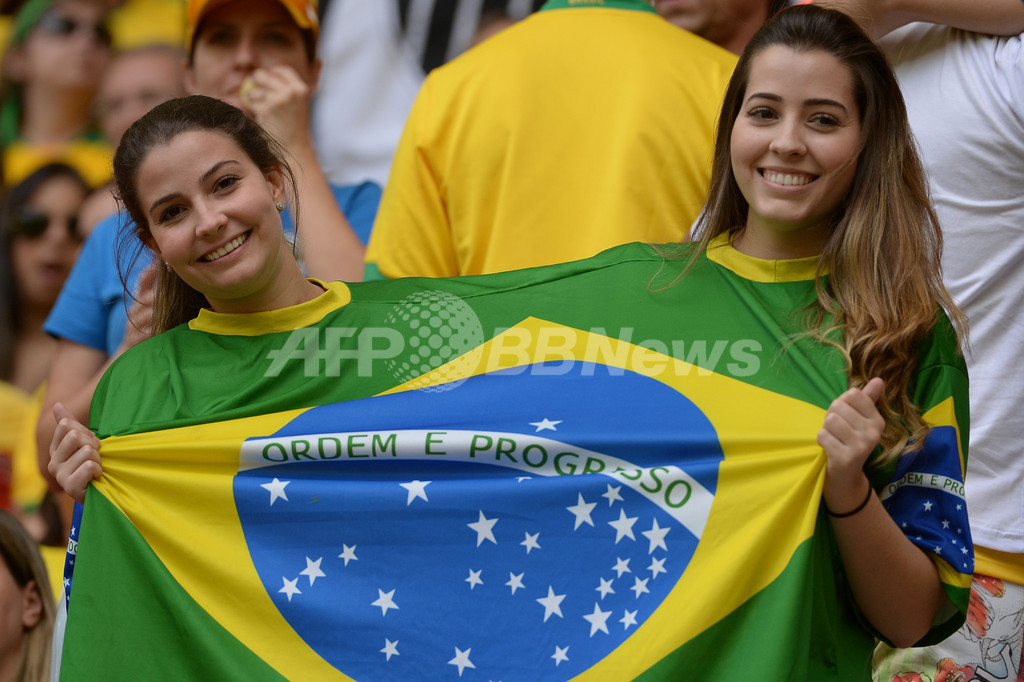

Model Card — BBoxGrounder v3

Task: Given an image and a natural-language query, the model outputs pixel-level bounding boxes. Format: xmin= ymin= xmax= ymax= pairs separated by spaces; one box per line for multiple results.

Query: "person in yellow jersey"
xmin=364 ymin=0 xmax=739 ymax=279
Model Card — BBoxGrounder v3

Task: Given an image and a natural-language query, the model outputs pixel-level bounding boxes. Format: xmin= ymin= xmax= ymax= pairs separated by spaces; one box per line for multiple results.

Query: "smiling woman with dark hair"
xmin=35 ymin=0 xmax=382 ymax=514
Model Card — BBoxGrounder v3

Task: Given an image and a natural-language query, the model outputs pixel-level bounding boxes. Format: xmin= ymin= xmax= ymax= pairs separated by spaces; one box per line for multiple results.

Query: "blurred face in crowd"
xmin=654 ymin=0 xmax=769 ymax=54
xmin=184 ymin=0 xmax=320 ymax=111
xmin=95 ymin=48 xmax=186 ymax=146
xmin=0 ymin=555 xmax=43 ymax=674
xmin=10 ymin=0 xmax=111 ymax=92
xmin=9 ymin=174 xmax=86 ymax=310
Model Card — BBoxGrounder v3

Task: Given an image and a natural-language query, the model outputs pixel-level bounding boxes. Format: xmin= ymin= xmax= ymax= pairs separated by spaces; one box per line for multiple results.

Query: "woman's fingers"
xmin=49 ymin=402 xmax=102 ymax=504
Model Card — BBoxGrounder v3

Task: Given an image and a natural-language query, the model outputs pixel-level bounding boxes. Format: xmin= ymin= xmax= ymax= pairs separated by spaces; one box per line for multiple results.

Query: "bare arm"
xmin=36 ymin=265 xmax=156 ymax=490
xmin=244 ymin=66 xmax=365 ymax=282
xmin=812 ymin=0 xmax=1024 ymax=38
xmin=817 ymin=378 xmax=946 ymax=647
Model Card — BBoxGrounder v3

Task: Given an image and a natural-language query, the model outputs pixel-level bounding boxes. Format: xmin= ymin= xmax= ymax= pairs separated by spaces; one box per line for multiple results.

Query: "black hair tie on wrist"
xmin=825 ymin=482 xmax=874 ymax=518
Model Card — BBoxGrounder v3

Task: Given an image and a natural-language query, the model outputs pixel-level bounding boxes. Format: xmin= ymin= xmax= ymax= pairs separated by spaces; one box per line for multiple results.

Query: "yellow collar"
xmin=188 ymin=280 xmax=351 ymax=336
xmin=705 ymin=233 xmax=824 ymax=283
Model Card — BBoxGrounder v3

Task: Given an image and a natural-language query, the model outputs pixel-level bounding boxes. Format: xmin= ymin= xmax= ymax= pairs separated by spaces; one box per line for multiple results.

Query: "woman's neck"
xmin=206 ymin=267 xmax=325 ymax=316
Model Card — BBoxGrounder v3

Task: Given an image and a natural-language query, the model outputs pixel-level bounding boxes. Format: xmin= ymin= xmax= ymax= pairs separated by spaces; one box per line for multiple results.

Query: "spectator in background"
xmin=469 ymin=8 xmax=517 ymax=48
xmin=77 ymin=43 xmax=186 ymax=236
xmin=35 ymin=0 xmax=381 ymax=504
xmin=311 ymin=0 xmax=545 ymax=189
xmin=364 ymin=0 xmax=738 ymax=279
xmin=0 ymin=0 xmax=112 ymax=189
xmin=0 ymin=163 xmax=86 ymax=549
xmin=654 ymin=0 xmax=790 ymax=55
xmin=0 ymin=510 xmax=54 ymax=682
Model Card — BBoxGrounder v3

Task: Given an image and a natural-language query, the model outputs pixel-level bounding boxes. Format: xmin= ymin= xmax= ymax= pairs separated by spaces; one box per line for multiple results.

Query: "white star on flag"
xmin=300 ymin=556 xmax=325 ymax=586
xmin=923 ymin=500 xmax=933 ymax=511
xmin=279 ymin=577 xmax=301 ymax=602
xmin=648 ymin=556 xmax=667 ymax=578
xmin=612 ymin=557 xmax=631 ymax=578
xmin=506 ymin=572 xmax=525 ymax=594
xmin=468 ymin=511 xmax=498 ymax=546
xmin=465 ymin=569 xmax=483 ymax=589
xmin=338 ymin=544 xmax=358 ymax=566
xmin=372 ymin=588 xmax=399 ymax=616
xmin=602 ymin=484 xmax=624 ymax=506
xmin=381 ymin=639 xmax=399 ymax=661
xmin=567 ymin=493 xmax=596 ymax=530
xmin=583 ymin=602 xmax=612 ymax=636
xmin=448 ymin=647 xmax=475 ymax=676
xmin=608 ymin=508 xmax=638 ymax=543
xmin=552 ymin=645 xmax=569 ymax=666
xmin=537 ymin=586 xmax=566 ymax=622
xmin=399 ymin=480 xmax=431 ymax=505
xmin=631 ymin=576 xmax=650 ymax=598
xmin=621 ymin=609 xmax=638 ymax=629
xmin=596 ymin=577 xmax=615 ymax=599
xmin=529 ymin=418 xmax=562 ymax=432
xmin=521 ymin=532 xmax=541 ymax=554
xmin=260 ymin=478 xmax=290 ymax=506
xmin=642 ymin=518 xmax=670 ymax=553
xmin=942 ymin=519 xmax=950 ymax=529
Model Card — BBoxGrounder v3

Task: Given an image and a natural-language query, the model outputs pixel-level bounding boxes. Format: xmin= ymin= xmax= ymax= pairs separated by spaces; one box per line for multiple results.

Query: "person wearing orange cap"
xmin=184 ymin=0 xmax=373 ymax=280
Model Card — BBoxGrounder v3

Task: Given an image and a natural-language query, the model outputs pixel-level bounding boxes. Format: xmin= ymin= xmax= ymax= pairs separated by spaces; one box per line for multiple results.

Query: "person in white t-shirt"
xmin=814 ymin=1 xmax=1024 ymax=680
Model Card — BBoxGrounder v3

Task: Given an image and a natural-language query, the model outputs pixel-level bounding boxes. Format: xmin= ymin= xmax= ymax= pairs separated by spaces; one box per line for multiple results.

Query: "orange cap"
xmin=186 ymin=0 xmax=319 ymax=52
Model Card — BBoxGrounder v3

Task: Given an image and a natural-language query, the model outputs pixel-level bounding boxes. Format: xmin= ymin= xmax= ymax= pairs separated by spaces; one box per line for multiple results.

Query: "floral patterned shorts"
xmin=873 ymin=573 xmax=1023 ymax=682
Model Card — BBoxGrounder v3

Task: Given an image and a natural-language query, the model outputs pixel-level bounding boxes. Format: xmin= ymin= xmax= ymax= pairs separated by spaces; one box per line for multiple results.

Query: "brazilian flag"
xmin=60 ymin=242 xmax=971 ymax=681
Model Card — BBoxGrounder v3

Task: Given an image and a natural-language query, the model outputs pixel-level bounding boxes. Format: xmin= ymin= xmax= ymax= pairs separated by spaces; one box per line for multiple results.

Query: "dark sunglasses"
xmin=35 ymin=12 xmax=112 ymax=47
xmin=11 ymin=207 xmax=82 ymax=243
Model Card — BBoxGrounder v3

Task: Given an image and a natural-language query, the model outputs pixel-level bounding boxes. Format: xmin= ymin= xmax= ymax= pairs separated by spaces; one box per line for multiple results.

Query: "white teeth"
xmin=201 ymin=233 xmax=248 ymax=262
xmin=763 ymin=171 xmax=812 ymax=186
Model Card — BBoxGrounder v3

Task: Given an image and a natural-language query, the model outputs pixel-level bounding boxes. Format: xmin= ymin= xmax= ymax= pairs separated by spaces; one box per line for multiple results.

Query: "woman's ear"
xmin=266 ymin=167 xmax=286 ymax=205
xmin=21 ymin=580 xmax=42 ymax=630
xmin=181 ymin=59 xmax=197 ymax=95
xmin=138 ymin=228 xmax=161 ymax=258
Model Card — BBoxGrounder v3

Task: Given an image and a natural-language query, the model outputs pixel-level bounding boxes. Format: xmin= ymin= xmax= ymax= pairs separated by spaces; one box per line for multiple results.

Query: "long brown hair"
xmin=113 ymin=95 xmax=299 ymax=333
xmin=691 ymin=5 xmax=965 ymax=464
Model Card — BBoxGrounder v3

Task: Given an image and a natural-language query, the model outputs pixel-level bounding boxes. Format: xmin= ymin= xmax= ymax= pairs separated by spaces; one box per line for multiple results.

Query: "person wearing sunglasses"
xmin=0 ymin=163 xmax=86 ymax=551
xmin=0 ymin=0 xmax=113 ymax=190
